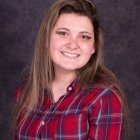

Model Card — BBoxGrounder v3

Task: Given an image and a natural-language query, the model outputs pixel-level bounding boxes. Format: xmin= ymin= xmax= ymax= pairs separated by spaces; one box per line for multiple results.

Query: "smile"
xmin=61 ymin=51 xmax=79 ymax=58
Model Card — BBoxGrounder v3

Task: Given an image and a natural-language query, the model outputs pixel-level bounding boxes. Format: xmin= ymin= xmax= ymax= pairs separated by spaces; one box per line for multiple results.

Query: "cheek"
xmin=50 ymin=37 xmax=64 ymax=50
xmin=91 ymin=47 xmax=95 ymax=54
xmin=86 ymin=46 xmax=95 ymax=55
xmin=82 ymin=41 xmax=95 ymax=55
xmin=49 ymin=38 xmax=57 ymax=59
xmin=50 ymin=37 xmax=57 ymax=49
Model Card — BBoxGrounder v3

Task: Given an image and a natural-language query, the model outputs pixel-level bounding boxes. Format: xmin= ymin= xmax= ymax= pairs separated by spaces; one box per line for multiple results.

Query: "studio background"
xmin=0 ymin=0 xmax=139 ymax=139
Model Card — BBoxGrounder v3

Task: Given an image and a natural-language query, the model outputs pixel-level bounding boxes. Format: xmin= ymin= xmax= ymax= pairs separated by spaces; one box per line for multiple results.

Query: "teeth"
xmin=62 ymin=52 xmax=79 ymax=58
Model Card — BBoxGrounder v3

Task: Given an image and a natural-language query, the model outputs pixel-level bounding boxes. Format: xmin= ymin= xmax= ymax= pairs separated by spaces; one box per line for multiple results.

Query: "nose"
xmin=68 ymin=37 xmax=79 ymax=50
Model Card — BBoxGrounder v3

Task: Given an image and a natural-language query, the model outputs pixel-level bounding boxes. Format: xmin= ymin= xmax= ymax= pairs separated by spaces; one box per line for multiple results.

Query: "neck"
xmin=53 ymin=66 xmax=76 ymax=84
xmin=51 ymin=69 xmax=76 ymax=102
xmin=54 ymin=70 xmax=76 ymax=85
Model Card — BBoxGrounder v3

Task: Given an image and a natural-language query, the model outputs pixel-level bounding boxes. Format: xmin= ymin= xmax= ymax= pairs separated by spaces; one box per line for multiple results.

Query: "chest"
xmin=14 ymin=93 xmax=92 ymax=139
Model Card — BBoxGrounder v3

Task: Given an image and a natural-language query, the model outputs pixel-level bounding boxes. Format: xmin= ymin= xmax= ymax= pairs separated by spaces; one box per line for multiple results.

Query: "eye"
xmin=81 ymin=35 xmax=92 ymax=40
xmin=56 ymin=31 xmax=69 ymax=36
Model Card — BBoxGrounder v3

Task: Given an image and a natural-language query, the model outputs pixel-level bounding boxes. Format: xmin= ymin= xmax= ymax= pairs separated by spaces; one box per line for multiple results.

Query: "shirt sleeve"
xmin=88 ymin=89 xmax=124 ymax=140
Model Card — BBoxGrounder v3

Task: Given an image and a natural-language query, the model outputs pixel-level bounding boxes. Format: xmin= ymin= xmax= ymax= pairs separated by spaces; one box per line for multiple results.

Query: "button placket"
xmin=68 ymin=86 xmax=73 ymax=91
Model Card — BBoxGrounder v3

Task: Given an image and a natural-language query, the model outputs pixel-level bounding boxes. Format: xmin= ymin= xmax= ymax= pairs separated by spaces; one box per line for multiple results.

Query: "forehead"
xmin=53 ymin=13 xmax=94 ymax=31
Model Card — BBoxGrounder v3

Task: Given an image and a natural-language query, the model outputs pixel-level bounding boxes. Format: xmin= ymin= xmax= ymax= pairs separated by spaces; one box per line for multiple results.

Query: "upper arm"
xmin=88 ymin=89 xmax=124 ymax=140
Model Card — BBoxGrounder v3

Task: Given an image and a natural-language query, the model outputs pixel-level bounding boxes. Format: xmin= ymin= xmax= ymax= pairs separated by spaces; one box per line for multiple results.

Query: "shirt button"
xmin=68 ymin=86 xmax=73 ymax=91
xmin=41 ymin=121 xmax=45 ymax=126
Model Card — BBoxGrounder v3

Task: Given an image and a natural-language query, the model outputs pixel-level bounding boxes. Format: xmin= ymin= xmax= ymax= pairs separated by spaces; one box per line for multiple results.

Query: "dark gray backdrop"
xmin=0 ymin=0 xmax=139 ymax=139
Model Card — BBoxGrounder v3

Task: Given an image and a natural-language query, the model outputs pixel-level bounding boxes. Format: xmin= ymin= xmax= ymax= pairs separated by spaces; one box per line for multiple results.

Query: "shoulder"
xmin=83 ymin=84 xmax=123 ymax=109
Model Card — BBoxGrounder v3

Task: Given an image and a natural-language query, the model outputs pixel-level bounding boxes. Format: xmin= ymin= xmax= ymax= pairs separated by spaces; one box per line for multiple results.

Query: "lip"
xmin=61 ymin=51 xmax=79 ymax=58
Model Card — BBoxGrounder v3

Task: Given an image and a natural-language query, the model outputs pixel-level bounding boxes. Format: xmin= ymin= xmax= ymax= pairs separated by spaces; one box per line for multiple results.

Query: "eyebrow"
xmin=56 ymin=28 xmax=93 ymax=36
xmin=56 ymin=28 xmax=70 ymax=31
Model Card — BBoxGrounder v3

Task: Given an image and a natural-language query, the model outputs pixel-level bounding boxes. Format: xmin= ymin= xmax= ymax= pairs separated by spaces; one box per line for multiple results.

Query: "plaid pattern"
xmin=14 ymin=82 xmax=124 ymax=140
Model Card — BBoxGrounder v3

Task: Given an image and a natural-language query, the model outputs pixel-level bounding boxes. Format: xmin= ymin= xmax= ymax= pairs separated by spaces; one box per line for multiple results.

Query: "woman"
xmin=13 ymin=0 xmax=130 ymax=139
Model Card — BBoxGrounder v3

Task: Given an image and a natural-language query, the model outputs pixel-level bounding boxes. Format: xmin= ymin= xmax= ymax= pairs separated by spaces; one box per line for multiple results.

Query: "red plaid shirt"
xmin=14 ymin=81 xmax=124 ymax=140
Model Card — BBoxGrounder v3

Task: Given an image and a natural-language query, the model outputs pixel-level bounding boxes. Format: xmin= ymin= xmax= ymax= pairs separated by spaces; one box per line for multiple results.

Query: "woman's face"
xmin=50 ymin=13 xmax=95 ymax=73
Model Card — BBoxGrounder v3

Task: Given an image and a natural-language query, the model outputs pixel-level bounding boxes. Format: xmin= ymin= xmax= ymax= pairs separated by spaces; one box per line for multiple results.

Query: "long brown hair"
xmin=13 ymin=0 xmax=130 ymax=138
